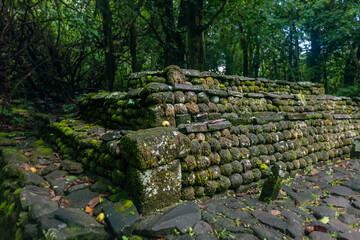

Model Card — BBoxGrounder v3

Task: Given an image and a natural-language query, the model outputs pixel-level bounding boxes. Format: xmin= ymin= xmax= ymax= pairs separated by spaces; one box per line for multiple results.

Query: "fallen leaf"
xmin=305 ymin=226 xmax=314 ymax=234
xmin=313 ymin=186 xmax=321 ymax=189
xmin=24 ymin=152 xmax=32 ymax=157
xmin=85 ymin=206 xmax=94 ymax=214
xmin=313 ymin=225 xmax=327 ymax=233
xmin=96 ymin=213 xmax=105 ymax=222
xmin=88 ymin=193 xmax=109 ymax=209
xmin=35 ymin=165 xmax=47 ymax=170
xmin=49 ymin=189 xmax=56 ymax=198
xmin=21 ymin=164 xmax=31 ymax=171
xmin=198 ymin=203 xmax=206 ymax=210
xmin=30 ymin=167 xmax=37 ymax=173
xmin=269 ymin=210 xmax=281 ymax=216
xmin=310 ymin=169 xmax=318 ymax=175
xmin=51 ymin=196 xmax=63 ymax=202
xmin=60 ymin=199 xmax=70 ymax=207
xmin=319 ymin=216 xmax=329 ymax=224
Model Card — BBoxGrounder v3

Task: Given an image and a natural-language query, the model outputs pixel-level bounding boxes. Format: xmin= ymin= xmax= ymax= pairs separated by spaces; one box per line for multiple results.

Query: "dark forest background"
xmin=1 ymin=0 xmax=360 ymax=106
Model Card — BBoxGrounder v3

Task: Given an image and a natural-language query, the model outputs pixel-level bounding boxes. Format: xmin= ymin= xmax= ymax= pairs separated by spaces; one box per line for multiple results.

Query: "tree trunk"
xmin=100 ymin=0 xmax=115 ymax=91
xmin=308 ymin=29 xmax=321 ymax=82
xmin=293 ymin=23 xmax=302 ymax=81
xmin=186 ymin=0 xmax=205 ymax=71
xmin=130 ymin=21 xmax=139 ymax=72
xmin=240 ymin=26 xmax=248 ymax=76
xmin=347 ymin=39 xmax=360 ymax=87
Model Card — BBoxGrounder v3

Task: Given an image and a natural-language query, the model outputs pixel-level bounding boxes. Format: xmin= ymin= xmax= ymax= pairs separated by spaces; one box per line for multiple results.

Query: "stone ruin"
xmin=39 ymin=65 xmax=360 ymax=215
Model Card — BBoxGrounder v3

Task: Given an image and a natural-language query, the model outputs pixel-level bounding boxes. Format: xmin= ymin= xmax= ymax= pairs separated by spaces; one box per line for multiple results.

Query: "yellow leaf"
xmin=96 ymin=213 xmax=105 ymax=222
xmin=30 ymin=167 xmax=37 ymax=173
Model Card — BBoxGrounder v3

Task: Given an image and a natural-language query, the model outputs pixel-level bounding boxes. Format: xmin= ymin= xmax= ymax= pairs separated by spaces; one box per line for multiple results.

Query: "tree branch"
xmin=201 ymin=0 xmax=229 ymax=31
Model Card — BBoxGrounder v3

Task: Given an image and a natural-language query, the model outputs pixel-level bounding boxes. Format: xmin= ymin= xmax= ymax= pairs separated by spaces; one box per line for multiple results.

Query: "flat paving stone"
xmin=309 ymin=231 xmax=336 ymax=240
xmin=102 ymin=200 xmax=140 ymax=237
xmin=286 ymin=219 xmax=304 ymax=239
xmin=196 ymin=234 xmax=217 ymax=240
xmin=343 ymin=179 xmax=360 ymax=192
xmin=338 ymin=214 xmax=357 ymax=225
xmin=193 ymin=221 xmax=213 ymax=235
xmin=328 ymin=219 xmax=353 ymax=233
xmin=64 ymin=188 xmax=98 ymax=208
xmin=53 ymin=208 xmax=102 ymax=228
xmin=213 ymin=217 xmax=236 ymax=232
xmin=20 ymin=185 xmax=51 ymax=209
xmin=338 ymin=232 xmax=360 ymax=240
xmin=282 ymin=185 xmax=315 ymax=203
xmin=326 ymin=185 xmax=357 ymax=197
xmin=251 ymin=210 xmax=287 ymax=233
xmin=44 ymin=170 xmax=68 ymax=181
xmin=30 ymin=199 xmax=59 ymax=218
xmin=251 ymin=225 xmax=283 ymax=240
xmin=321 ymin=195 xmax=351 ymax=208
xmin=307 ymin=205 xmax=336 ymax=219
xmin=235 ymin=233 xmax=259 ymax=240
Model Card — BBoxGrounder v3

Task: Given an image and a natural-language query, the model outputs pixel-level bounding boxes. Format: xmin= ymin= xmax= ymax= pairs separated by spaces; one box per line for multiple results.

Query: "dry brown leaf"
xmin=49 ymin=189 xmax=56 ymax=198
xmin=88 ymin=193 xmax=109 ymax=209
xmin=35 ymin=164 xmax=47 ymax=170
xmin=198 ymin=203 xmax=206 ymax=210
xmin=85 ymin=206 xmax=94 ymax=214
xmin=60 ymin=199 xmax=70 ymax=207
xmin=268 ymin=210 xmax=281 ymax=216
xmin=53 ymin=162 xmax=61 ymax=167
xmin=51 ymin=196 xmax=63 ymax=202
xmin=310 ymin=169 xmax=318 ymax=175
xmin=21 ymin=164 xmax=31 ymax=171
xmin=24 ymin=151 xmax=32 ymax=157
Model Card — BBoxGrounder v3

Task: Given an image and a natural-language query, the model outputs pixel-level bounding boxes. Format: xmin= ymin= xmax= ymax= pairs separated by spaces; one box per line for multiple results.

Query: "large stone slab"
xmin=127 ymin=160 xmax=182 ymax=215
xmin=53 ymin=208 xmax=102 ymax=228
xmin=120 ymin=127 xmax=190 ymax=170
xmin=102 ymin=200 xmax=139 ymax=237
xmin=135 ymin=202 xmax=201 ymax=236
xmin=251 ymin=210 xmax=287 ymax=233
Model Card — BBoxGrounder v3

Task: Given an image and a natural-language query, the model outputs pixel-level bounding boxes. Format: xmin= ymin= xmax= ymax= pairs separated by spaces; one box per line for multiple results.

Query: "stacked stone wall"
xmin=47 ymin=66 xmax=360 ymax=213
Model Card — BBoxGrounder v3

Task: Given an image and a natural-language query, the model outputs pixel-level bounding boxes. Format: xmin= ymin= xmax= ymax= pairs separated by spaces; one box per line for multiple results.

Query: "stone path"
xmin=1 ymin=132 xmax=360 ymax=239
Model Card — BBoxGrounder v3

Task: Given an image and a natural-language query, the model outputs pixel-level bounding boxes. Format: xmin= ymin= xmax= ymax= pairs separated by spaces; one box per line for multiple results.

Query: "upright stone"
xmin=259 ymin=163 xmax=285 ymax=202
xmin=351 ymin=136 xmax=360 ymax=159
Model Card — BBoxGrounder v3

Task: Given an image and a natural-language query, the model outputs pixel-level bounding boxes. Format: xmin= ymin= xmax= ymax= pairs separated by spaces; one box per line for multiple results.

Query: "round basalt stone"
xmin=221 ymin=129 xmax=231 ymax=138
xmin=271 ymin=132 xmax=279 ymax=142
xmin=296 ymin=129 xmax=303 ymax=138
xmin=286 ymin=161 xmax=294 ymax=171
xmin=185 ymin=91 xmax=197 ymax=103
xmin=239 ymin=135 xmax=250 ymax=147
xmin=241 ymin=159 xmax=252 ymax=172
xmin=230 ymin=148 xmax=241 ymax=161
xmin=174 ymin=91 xmax=185 ymax=103
xmin=191 ymin=140 xmax=202 ymax=155
xmin=233 ymin=105 xmax=240 ymax=113
xmin=220 ymin=137 xmax=232 ymax=149
xmin=283 ymin=130 xmax=292 ymax=140
xmin=289 ymin=150 xmax=297 ymax=160
xmin=197 ymin=156 xmax=210 ymax=169
xmin=248 ymin=133 xmax=258 ymax=145
xmin=307 ymin=145 xmax=315 ymax=153
xmin=267 ymin=145 xmax=275 ymax=155
xmin=290 ymin=129 xmax=298 ymax=139
xmin=268 ymin=122 xmax=277 ymax=132
xmin=210 ymin=152 xmax=221 ymax=165
xmin=198 ymin=103 xmax=210 ymax=113
xmin=239 ymin=148 xmax=250 ymax=159
xmin=293 ymin=139 xmax=301 ymax=149
xmin=208 ymin=102 xmax=217 ymax=112
xmin=305 ymin=156 xmax=313 ymax=166
xmin=295 ymin=149 xmax=303 ymax=158
xmin=313 ymin=143 xmax=321 ymax=152
xmin=292 ymin=160 xmax=300 ymax=169
xmin=247 ymin=125 xmax=256 ymax=133
xmin=195 ymin=133 xmax=206 ymax=142
xmin=198 ymin=92 xmax=209 ymax=104
xmin=259 ymin=155 xmax=270 ymax=165
xmin=230 ymin=126 xmax=240 ymax=135
xmin=208 ymin=138 xmax=221 ymax=152
xmin=217 ymin=104 xmax=226 ymax=113
xmin=242 ymin=171 xmax=254 ymax=184
xmin=228 ymin=134 xmax=238 ymax=145
xmin=283 ymin=152 xmax=291 ymax=162
xmin=195 ymin=187 xmax=205 ymax=197
xmin=258 ymin=145 xmax=268 ymax=155
xmin=257 ymin=134 xmax=265 ymax=144
xmin=263 ymin=133 xmax=272 ymax=143
xmin=229 ymin=173 xmax=243 ymax=189
xmin=254 ymin=125 xmax=263 ymax=134
xmin=220 ymin=163 xmax=233 ymax=176
xmin=276 ymin=161 xmax=287 ymax=171
xmin=228 ymin=96 xmax=236 ymax=104
xmin=251 ymin=157 xmax=262 ymax=167
xmin=205 ymin=180 xmax=218 ymax=196
xmin=220 ymin=149 xmax=232 ymax=163
xmin=249 ymin=146 xmax=260 ymax=157
xmin=287 ymin=140 xmax=294 ymax=150
xmin=328 ymin=149 xmax=335 ymax=159
xmin=217 ymin=176 xmax=231 ymax=192
xmin=195 ymin=170 xmax=209 ymax=185
xmin=309 ymin=153 xmax=318 ymax=163
xmin=274 ymin=152 xmax=283 ymax=161
xmin=226 ymin=103 xmax=234 ymax=113
xmin=185 ymin=102 xmax=200 ymax=114
xmin=181 ymin=187 xmax=195 ymax=200
xmin=275 ymin=122 xmax=283 ymax=131
xmin=262 ymin=124 xmax=271 ymax=133
xmin=252 ymin=168 xmax=262 ymax=180
xmin=239 ymin=126 xmax=249 ymax=135
xmin=210 ymin=96 xmax=220 ymax=104
xmin=201 ymin=142 xmax=212 ymax=156
xmin=182 ymin=155 xmax=197 ymax=171
xmin=321 ymin=150 xmax=330 ymax=160
xmin=188 ymin=133 xmax=196 ymax=140
xmin=212 ymin=131 xmax=221 ymax=139
xmin=273 ymin=143 xmax=283 ymax=153
xmin=208 ymin=165 xmax=221 ymax=179
xmin=231 ymin=160 xmax=243 ymax=173
xmin=174 ymin=103 xmax=188 ymax=114
xmin=277 ymin=132 xmax=284 ymax=141
xmin=182 ymin=172 xmax=196 ymax=186
xmin=343 ymin=146 xmax=350 ymax=154
xmin=299 ymin=158 xmax=307 ymax=168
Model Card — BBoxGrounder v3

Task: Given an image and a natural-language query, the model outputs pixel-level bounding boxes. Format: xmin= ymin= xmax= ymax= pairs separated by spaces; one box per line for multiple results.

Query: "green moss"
xmin=14 ymin=188 xmax=22 ymax=198
xmin=15 ymin=228 xmax=23 ymax=240
xmin=69 ymin=227 xmax=80 ymax=234
xmin=0 ymin=132 xmax=8 ymax=138
xmin=0 ymin=201 xmax=7 ymax=212
xmin=115 ymin=200 xmax=134 ymax=212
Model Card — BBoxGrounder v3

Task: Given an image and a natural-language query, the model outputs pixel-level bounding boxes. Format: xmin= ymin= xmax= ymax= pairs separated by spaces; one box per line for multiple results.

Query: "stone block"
xmin=351 ymin=136 xmax=360 ymax=159
xmin=175 ymin=114 xmax=191 ymax=125
xmin=120 ymin=127 xmax=190 ymax=170
xmin=127 ymin=160 xmax=181 ymax=215
xmin=207 ymin=120 xmax=232 ymax=131
xmin=173 ymin=83 xmax=204 ymax=92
